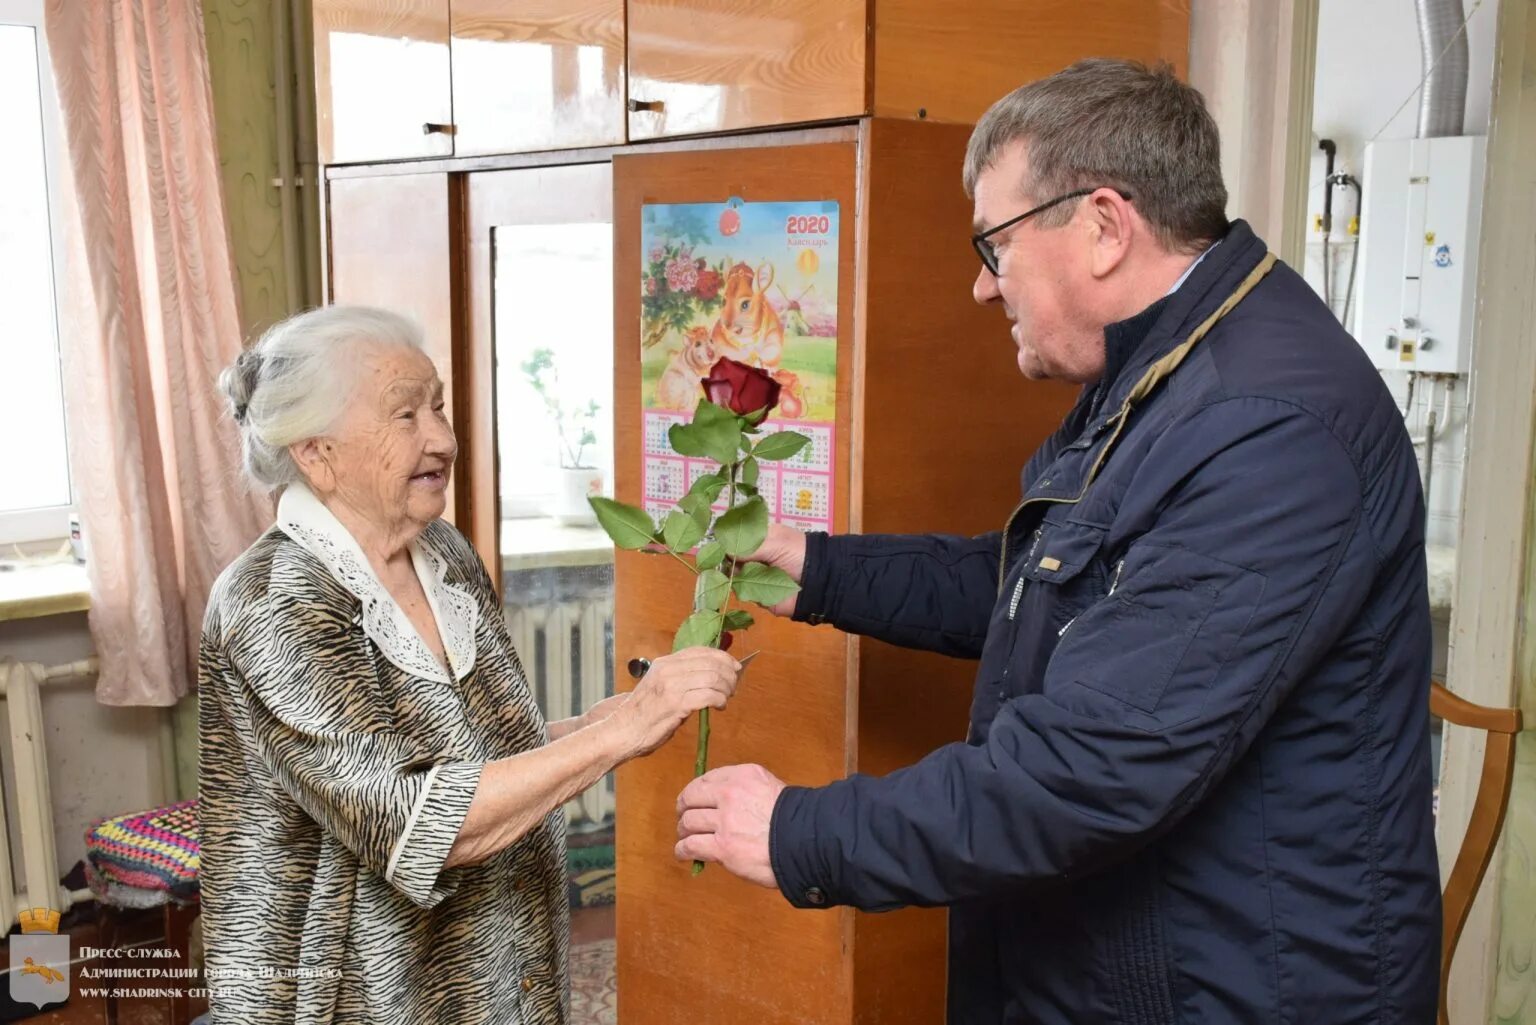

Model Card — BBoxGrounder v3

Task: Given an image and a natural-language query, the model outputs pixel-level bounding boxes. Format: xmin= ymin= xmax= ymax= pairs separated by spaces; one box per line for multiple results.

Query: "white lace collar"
xmin=275 ymin=482 xmax=478 ymax=684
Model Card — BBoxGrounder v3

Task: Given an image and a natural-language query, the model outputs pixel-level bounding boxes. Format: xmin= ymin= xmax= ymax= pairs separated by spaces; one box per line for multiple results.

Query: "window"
xmin=0 ymin=0 xmax=72 ymax=544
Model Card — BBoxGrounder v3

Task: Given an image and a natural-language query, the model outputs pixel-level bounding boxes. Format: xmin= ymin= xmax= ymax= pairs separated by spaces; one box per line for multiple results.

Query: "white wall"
xmin=1303 ymin=0 xmax=1498 ymax=550
xmin=0 ymin=613 xmax=168 ymax=899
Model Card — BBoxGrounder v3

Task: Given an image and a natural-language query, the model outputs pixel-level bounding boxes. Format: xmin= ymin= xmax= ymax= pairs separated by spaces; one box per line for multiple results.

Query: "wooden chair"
xmin=1431 ymin=680 xmax=1523 ymax=1025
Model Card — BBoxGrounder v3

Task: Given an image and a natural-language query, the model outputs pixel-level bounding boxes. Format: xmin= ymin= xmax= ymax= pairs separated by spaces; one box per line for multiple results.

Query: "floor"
xmin=7 ymin=905 xmax=617 ymax=1025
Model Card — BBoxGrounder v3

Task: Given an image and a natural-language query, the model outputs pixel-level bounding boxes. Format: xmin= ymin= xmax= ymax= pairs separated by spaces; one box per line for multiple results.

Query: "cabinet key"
xmin=626 ymin=99 xmax=665 ymax=113
xmin=421 ymin=122 xmax=456 ymax=135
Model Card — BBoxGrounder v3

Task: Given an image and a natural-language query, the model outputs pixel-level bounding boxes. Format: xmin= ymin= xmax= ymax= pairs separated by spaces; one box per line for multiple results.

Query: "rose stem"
xmin=694 ymin=452 xmax=743 ymax=876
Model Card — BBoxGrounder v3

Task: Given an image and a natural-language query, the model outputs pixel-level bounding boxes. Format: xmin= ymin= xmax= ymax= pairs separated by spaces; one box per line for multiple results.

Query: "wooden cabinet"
xmin=313 ymin=0 xmax=454 ymax=164
xmin=316 ymin=0 xmax=1190 ymax=159
xmin=611 ymin=123 xmax=1076 ymax=1025
xmin=450 ymin=0 xmax=626 ymax=156
xmin=871 ymin=0 xmax=1191 ymax=123
xmin=625 ymin=0 xmax=866 ymax=140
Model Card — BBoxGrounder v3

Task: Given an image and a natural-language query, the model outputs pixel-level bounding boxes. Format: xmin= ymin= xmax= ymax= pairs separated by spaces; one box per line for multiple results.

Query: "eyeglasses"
xmin=971 ymin=187 xmax=1132 ymax=276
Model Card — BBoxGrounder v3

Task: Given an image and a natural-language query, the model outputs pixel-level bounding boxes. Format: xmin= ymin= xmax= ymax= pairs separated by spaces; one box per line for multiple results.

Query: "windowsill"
xmin=500 ymin=517 xmax=615 ymax=574
xmin=0 ymin=560 xmax=90 ymax=622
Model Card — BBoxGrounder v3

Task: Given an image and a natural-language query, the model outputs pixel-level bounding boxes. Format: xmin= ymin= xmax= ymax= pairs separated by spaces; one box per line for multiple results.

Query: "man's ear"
xmin=290 ymin=437 xmax=335 ymax=494
xmin=1084 ymin=188 xmax=1135 ymax=280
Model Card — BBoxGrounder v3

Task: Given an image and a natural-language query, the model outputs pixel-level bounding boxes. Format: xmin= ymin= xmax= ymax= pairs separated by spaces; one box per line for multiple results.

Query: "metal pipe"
xmin=289 ymin=0 xmax=323 ymax=308
xmin=273 ymin=0 xmax=302 ymax=315
xmin=1416 ymin=0 xmax=1470 ymax=137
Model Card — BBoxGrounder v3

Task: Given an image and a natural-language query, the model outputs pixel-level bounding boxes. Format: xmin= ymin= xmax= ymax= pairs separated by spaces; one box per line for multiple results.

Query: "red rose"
xmin=693 ymin=269 xmax=722 ymax=300
xmin=701 ymin=357 xmax=781 ymax=416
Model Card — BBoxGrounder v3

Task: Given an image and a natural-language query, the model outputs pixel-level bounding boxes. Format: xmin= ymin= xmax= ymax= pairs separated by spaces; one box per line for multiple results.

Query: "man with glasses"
xmin=677 ymin=59 xmax=1438 ymax=1023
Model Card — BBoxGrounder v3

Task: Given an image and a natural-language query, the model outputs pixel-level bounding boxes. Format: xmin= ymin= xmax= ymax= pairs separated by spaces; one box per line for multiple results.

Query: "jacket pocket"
xmin=1013 ymin=520 xmax=1109 ymax=632
xmin=1057 ymin=543 xmax=1259 ymax=728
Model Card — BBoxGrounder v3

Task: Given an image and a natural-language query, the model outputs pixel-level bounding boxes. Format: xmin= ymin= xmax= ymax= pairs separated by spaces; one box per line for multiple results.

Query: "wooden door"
xmin=626 ymin=0 xmax=866 ymax=140
xmin=451 ymin=0 xmax=626 ymax=156
xmin=613 ymin=141 xmax=858 ymax=1025
xmin=313 ymin=0 xmax=453 ymax=163
xmin=871 ymin=0 xmax=1190 ymax=123
xmin=327 ymin=173 xmax=465 ymax=520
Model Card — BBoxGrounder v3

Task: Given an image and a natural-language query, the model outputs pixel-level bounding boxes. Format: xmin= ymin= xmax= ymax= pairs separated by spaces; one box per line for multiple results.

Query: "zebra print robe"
xmin=199 ymin=484 xmax=569 ymax=1024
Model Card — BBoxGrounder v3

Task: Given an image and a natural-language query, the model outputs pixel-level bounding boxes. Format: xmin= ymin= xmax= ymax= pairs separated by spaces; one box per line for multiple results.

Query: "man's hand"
xmin=735 ymin=524 xmax=808 ymax=617
xmin=675 ymin=763 xmax=786 ymax=887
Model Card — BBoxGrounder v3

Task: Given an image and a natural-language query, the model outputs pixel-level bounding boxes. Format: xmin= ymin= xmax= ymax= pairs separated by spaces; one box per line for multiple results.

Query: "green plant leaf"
xmin=731 ymin=562 xmax=801 ymax=607
xmin=672 ymin=610 xmax=725 ymax=652
xmin=714 ymin=496 xmax=768 ymax=557
xmin=685 ymin=470 xmax=727 ymax=503
xmin=670 ymin=418 xmax=741 ymax=466
xmin=735 ymin=483 xmax=758 ymax=499
xmin=723 ymin=609 xmax=755 ymax=631
xmin=741 ymin=456 xmax=760 ymax=487
xmin=742 ymin=406 xmax=771 ymax=426
xmin=695 ymin=540 xmax=726 ymax=570
xmin=662 ymin=510 xmax=707 ymax=553
xmin=694 ymin=569 xmax=731 ymax=613
xmin=752 ymin=431 xmax=811 ymax=462
xmin=588 ymin=497 xmax=658 ymax=550
xmin=693 ymin=400 xmax=736 ymax=426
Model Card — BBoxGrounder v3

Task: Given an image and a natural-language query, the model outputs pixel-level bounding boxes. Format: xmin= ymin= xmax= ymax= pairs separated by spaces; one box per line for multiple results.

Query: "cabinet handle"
xmin=421 ymin=122 xmax=456 ymax=135
xmin=626 ymin=99 xmax=664 ymax=113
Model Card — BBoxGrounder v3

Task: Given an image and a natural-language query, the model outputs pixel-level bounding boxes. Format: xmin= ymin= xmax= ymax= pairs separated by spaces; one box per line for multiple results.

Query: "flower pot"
xmin=554 ymin=466 xmax=604 ymax=526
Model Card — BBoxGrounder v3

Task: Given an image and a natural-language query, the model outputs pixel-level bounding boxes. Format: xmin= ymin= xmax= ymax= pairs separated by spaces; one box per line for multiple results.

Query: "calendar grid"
xmin=641 ymin=410 xmax=835 ymax=534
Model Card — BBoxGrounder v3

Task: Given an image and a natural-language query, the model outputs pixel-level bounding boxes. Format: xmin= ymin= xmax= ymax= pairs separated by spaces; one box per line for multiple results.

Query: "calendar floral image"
xmin=638 ymin=199 xmax=840 ymax=535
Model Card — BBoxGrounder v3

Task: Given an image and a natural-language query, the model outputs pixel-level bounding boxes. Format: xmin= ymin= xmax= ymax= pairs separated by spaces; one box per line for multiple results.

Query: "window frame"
xmin=0 ymin=0 xmax=74 ymax=546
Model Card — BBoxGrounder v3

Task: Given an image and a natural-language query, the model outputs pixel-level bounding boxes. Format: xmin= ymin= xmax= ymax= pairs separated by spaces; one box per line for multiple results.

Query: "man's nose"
xmin=973 ymin=266 xmax=1002 ymax=306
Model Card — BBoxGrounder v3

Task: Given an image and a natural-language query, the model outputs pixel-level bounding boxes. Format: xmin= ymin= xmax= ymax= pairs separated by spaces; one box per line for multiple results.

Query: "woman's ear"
xmin=290 ymin=437 xmax=336 ymax=494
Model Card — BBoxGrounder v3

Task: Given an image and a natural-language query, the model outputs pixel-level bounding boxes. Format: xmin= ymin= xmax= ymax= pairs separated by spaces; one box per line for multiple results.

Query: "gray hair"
xmin=964 ymin=59 xmax=1229 ymax=253
xmin=219 ymin=305 xmax=425 ymax=490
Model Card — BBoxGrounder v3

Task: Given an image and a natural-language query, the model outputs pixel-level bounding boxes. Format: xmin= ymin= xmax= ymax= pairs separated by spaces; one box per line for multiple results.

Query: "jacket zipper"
xmin=1006 ymin=530 xmax=1041 ymax=621
xmin=1057 ymin=560 xmax=1125 ymax=639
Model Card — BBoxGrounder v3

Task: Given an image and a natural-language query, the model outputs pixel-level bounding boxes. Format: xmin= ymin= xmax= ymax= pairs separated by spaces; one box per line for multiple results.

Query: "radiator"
xmin=0 ymin=658 xmax=97 ymax=926
xmin=503 ymin=595 xmax=616 ymax=827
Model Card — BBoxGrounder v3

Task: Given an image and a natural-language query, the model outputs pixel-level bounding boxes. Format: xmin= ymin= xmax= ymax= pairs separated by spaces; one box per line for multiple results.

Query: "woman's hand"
xmin=604 ymin=647 xmax=742 ymax=760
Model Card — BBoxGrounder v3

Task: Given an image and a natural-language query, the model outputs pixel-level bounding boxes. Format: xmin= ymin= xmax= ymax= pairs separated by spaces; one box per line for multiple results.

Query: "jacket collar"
xmin=275 ymin=482 xmax=478 ymax=684
xmin=1090 ymin=220 xmax=1268 ymax=425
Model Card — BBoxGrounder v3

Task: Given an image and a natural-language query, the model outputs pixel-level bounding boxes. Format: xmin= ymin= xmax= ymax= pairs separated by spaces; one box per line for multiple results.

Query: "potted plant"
xmin=520 ymin=348 xmax=603 ymax=526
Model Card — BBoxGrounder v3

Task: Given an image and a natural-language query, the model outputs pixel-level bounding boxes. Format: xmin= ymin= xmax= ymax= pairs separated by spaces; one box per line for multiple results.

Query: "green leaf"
xmin=752 ymin=431 xmax=812 ymax=462
xmin=694 ymin=569 xmax=731 ymax=613
xmin=735 ymin=483 xmax=759 ymax=499
xmin=670 ymin=417 xmax=741 ymax=467
xmin=588 ymin=497 xmax=658 ymax=550
xmin=741 ymin=456 xmax=760 ymax=487
xmin=693 ymin=400 xmax=736 ymax=426
xmin=742 ymin=406 xmax=771 ymax=426
xmin=672 ymin=611 xmax=725 ymax=652
xmin=731 ymin=562 xmax=802 ymax=608
xmin=723 ymin=609 xmax=755 ymax=631
xmin=713 ymin=496 xmax=768 ymax=557
xmin=662 ymin=510 xmax=707 ymax=553
xmin=685 ymin=470 xmax=727 ymax=503
xmin=694 ymin=540 xmax=726 ymax=570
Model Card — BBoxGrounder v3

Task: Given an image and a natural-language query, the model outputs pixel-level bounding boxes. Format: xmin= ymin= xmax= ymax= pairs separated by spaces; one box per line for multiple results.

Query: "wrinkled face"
xmin=971 ymin=142 xmax=1106 ymax=384
xmin=314 ymin=343 xmax=456 ymax=534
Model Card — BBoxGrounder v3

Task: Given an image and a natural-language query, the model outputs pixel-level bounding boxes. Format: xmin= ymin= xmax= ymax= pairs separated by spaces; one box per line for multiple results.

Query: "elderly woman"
xmin=200 ymin=305 xmax=740 ymax=1025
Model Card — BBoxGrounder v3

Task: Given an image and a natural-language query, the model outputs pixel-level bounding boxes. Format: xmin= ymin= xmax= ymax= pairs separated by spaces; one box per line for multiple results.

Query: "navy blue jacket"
xmin=769 ymin=222 xmax=1440 ymax=1023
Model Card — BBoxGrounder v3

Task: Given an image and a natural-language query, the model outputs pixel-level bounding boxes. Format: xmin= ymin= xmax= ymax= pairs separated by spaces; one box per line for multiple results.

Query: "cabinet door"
xmin=626 ymin=0 xmax=866 ymax=140
xmin=612 ymin=141 xmax=858 ymax=1025
xmin=327 ymin=173 xmax=464 ymax=520
xmin=314 ymin=0 xmax=454 ymax=163
xmin=451 ymin=0 xmax=626 ymax=156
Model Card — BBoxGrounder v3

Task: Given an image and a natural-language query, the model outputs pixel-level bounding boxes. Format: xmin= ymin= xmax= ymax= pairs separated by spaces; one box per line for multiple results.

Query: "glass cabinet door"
xmin=466 ymin=164 xmax=617 ymax=1023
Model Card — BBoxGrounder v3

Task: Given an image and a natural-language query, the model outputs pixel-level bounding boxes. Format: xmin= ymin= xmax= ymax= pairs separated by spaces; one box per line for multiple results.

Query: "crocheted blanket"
xmin=84 ymin=799 xmax=200 ymax=906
